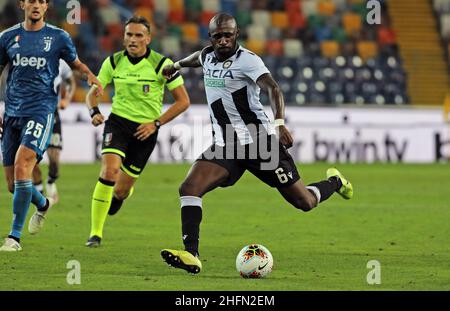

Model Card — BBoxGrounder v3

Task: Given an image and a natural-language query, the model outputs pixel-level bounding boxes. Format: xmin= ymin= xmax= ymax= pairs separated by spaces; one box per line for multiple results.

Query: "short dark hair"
xmin=125 ymin=16 xmax=151 ymax=33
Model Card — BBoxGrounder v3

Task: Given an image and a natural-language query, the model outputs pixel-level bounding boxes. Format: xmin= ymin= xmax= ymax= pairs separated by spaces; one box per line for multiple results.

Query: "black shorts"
xmin=102 ymin=113 xmax=158 ymax=178
xmin=48 ymin=109 xmax=62 ymax=149
xmin=197 ymin=133 xmax=300 ymax=188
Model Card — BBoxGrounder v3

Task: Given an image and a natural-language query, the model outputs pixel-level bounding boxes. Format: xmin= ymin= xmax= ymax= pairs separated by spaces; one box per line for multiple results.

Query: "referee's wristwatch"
xmin=154 ymin=119 xmax=161 ymax=129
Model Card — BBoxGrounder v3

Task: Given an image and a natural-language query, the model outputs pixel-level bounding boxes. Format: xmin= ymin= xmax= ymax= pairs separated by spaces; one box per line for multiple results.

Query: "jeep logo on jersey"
xmin=43 ymin=36 xmax=53 ymax=52
xmin=12 ymin=54 xmax=47 ymax=70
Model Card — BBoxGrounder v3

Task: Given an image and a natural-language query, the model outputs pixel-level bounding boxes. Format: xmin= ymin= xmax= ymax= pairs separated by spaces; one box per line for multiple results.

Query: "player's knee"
xmin=179 ymin=180 xmax=202 ymax=197
xmin=101 ymin=167 xmax=120 ymax=181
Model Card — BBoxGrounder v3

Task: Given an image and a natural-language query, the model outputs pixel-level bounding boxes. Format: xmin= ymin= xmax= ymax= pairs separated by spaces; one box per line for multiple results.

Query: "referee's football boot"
xmin=161 ymin=249 xmax=202 ymax=274
xmin=326 ymin=168 xmax=353 ymax=200
xmin=85 ymin=235 xmax=101 ymax=248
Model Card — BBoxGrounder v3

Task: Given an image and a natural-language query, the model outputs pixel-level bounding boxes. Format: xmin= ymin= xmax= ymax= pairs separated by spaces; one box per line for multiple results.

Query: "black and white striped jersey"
xmin=199 ymin=45 xmax=275 ymax=146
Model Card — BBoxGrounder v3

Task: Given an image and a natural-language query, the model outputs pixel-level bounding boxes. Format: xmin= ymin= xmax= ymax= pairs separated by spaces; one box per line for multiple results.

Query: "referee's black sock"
xmin=108 ymin=196 xmax=124 ymax=215
xmin=307 ymin=177 xmax=342 ymax=203
xmin=180 ymin=196 xmax=203 ymax=257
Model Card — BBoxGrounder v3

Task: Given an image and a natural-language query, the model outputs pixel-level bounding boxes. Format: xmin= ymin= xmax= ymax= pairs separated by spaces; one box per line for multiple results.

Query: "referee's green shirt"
xmin=97 ymin=49 xmax=184 ymax=123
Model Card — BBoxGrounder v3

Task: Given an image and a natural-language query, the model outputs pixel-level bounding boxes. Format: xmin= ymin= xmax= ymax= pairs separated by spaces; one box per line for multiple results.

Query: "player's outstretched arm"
xmin=162 ymin=51 xmax=202 ymax=79
xmin=134 ymin=85 xmax=190 ymax=141
xmin=69 ymin=59 xmax=103 ymax=97
xmin=257 ymin=73 xmax=293 ymax=149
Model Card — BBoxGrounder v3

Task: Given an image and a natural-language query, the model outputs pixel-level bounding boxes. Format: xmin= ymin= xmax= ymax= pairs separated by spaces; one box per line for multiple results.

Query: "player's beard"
xmin=216 ymin=44 xmax=237 ymax=60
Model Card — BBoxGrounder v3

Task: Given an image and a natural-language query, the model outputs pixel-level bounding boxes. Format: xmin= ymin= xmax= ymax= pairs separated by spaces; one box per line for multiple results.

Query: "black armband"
xmin=89 ymin=106 xmax=101 ymax=118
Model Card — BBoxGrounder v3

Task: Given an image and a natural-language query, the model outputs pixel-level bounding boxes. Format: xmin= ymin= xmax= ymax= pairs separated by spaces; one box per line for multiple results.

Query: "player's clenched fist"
xmin=162 ymin=64 xmax=177 ymax=79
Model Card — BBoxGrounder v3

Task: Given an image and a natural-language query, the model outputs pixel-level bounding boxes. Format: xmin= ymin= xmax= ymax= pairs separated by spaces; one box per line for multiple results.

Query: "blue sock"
xmin=10 ymin=180 xmax=33 ymax=239
xmin=31 ymin=185 xmax=47 ymax=211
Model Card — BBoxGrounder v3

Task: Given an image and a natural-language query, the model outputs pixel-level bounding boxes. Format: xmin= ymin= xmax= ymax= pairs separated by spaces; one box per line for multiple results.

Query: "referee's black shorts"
xmin=197 ymin=133 xmax=300 ymax=188
xmin=101 ymin=113 xmax=158 ymax=178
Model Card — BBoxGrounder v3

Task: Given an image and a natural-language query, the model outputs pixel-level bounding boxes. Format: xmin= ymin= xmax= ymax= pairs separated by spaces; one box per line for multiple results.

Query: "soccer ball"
xmin=236 ymin=244 xmax=273 ymax=278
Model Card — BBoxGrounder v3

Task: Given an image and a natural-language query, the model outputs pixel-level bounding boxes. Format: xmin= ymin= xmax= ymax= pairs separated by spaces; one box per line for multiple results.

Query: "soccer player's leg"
xmin=46 ymin=112 xmax=63 ymax=203
xmin=108 ymin=130 xmax=157 ymax=216
xmin=108 ymin=171 xmax=136 ymax=216
xmin=87 ymin=114 xmax=130 ymax=247
xmin=246 ymin=135 xmax=344 ymax=212
xmin=269 ymin=144 xmax=352 ymax=210
xmin=24 ymin=114 xmax=57 ymax=235
xmin=86 ymin=153 xmax=122 ymax=247
xmin=32 ymin=164 xmax=44 ymax=194
xmin=326 ymin=168 xmax=353 ymax=200
xmin=162 ymin=146 xmax=242 ymax=274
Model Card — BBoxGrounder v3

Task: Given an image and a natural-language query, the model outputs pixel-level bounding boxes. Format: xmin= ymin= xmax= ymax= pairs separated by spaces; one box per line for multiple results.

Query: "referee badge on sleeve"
xmin=143 ymin=85 xmax=150 ymax=93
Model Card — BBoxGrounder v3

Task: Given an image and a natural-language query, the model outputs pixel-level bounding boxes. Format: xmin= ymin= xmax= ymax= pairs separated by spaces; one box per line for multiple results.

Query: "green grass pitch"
xmin=0 ymin=163 xmax=449 ymax=290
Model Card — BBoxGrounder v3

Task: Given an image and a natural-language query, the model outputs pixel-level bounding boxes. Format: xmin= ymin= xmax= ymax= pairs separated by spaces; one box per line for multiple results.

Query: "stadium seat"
xmin=251 ymin=10 xmax=272 ymax=28
xmin=285 ymin=0 xmax=301 ymax=13
xmin=434 ymin=0 xmax=450 ymax=13
xmin=181 ymin=23 xmax=200 ymax=43
xmin=357 ymin=41 xmax=378 ymax=61
xmin=245 ymin=39 xmax=266 ymax=55
xmin=169 ymin=0 xmax=184 ymax=11
xmin=154 ymin=0 xmax=170 ymax=13
xmin=302 ymin=0 xmax=318 ymax=17
xmin=185 ymin=0 xmax=202 ymax=11
xmin=246 ymin=24 xmax=267 ymax=41
xmin=168 ymin=10 xmax=185 ymax=24
xmin=106 ymin=23 xmax=123 ymax=40
xmin=342 ymin=12 xmax=362 ymax=35
xmin=236 ymin=11 xmax=252 ymax=28
xmin=161 ymin=36 xmax=181 ymax=55
xmin=288 ymin=11 xmax=307 ymax=30
xmin=441 ymin=14 xmax=450 ymax=37
xmin=221 ymin=0 xmax=238 ymax=16
xmin=134 ymin=6 xmax=153 ymax=23
xmin=283 ymin=39 xmax=304 ymax=57
xmin=332 ymin=27 xmax=347 ymax=43
xmin=200 ymin=11 xmax=216 ymax=27
xmin=202 ymin=0 xmax=219 ymax=11
xmin=99 ymin=6 xmax=121 ymax=25
xmin=315 ymin=26 xmax=333 ymax=42
xmin=318 ymin=0 xmax=336 ymax=16
xmin=266 ymin=40 xmax=284 ymax=56
xmin=320 ymin=40 xmax=340 ymax=58
xmin=267 ymin=27 xmax=282 ymax=40
xmin=271 ymin=11 xmax=289 ymax=29
xmin=61 ymin=22 xmax=78 ymax=37
xmin=332 ymin=0 xmax=347 ymax=12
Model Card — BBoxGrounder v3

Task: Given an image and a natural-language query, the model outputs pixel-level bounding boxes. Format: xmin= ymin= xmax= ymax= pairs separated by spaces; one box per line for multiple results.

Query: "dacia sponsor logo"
xmin=204 ymin=69 xmax=234 ymax=79
xmin=12 ymin=54 xmax=47 ymax=70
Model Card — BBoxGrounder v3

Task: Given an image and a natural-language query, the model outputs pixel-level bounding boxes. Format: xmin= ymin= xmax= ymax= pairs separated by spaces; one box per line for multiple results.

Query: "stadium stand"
xmin=0 ymin=0 xmax=428 ymax=106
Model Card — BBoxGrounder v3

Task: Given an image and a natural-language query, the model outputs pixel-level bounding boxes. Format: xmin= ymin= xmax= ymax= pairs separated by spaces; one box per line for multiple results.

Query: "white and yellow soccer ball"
xmin=236 ymin=244 xmax=273 ymax=278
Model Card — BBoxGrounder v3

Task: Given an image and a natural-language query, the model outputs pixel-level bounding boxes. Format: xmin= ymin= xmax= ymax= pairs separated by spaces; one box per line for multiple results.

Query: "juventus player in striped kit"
xmin=160 ymin=13 xmax=354 ymax=274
